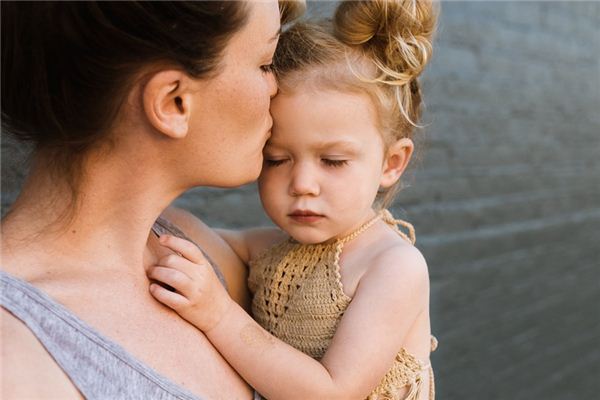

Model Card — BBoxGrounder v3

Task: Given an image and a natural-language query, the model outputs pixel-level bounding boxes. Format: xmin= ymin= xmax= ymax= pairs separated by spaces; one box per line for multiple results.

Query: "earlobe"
xmin=142 ymin=70 xmax=192 ymax=139
xmin=380 ymin=138 xmax=414 ymax=188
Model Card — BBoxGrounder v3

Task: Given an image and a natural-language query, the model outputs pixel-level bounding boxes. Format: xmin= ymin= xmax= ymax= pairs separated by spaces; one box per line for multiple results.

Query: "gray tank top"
xmin=0 ymin=219 xmax=261 ymax=400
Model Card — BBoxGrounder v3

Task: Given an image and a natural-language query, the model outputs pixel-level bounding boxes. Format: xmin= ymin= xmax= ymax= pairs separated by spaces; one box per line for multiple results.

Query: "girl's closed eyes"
xmin=264 ymin=158 xmax=288 ymax=167
xmin=321 ymin=158 xmax=349 ymax=168
xmin=263 ymin=156 xmax=349 ymax=168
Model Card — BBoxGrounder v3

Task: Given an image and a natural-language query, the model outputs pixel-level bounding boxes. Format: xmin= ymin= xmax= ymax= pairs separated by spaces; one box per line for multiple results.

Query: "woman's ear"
xmin=380 ymin=138 xmax=414 ymax=188
xmin=142 ymin=70 xmax=193 ymax=139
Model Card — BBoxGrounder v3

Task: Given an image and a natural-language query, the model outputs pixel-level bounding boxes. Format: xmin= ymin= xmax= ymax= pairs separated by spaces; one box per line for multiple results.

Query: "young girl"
xmin=148 ymin=1 xmax=438 ymax=399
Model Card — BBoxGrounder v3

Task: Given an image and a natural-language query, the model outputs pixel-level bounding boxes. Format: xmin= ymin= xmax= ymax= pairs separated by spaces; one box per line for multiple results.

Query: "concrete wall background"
xmin=2 ymin=2 xmax=599 ymax=399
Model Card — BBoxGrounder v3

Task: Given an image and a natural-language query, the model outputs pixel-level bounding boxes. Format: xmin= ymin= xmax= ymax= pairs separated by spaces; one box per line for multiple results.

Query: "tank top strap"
xmin=380 ymin=209 xmax=416 ymax=245
xmin=0 ymin=269 xmax=202 ymax=400
xmin=152 ymin=217 xmax=228 ymax=291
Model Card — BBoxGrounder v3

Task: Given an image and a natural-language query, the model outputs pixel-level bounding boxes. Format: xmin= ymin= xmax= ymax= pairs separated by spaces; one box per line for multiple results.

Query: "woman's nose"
xmin=289 ymin=164 xmax=319 ymax=197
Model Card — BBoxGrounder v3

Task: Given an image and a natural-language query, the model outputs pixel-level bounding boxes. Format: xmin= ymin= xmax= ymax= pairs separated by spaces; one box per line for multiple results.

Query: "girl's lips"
xmin=288 ymin=211 xmax=324 ymax=224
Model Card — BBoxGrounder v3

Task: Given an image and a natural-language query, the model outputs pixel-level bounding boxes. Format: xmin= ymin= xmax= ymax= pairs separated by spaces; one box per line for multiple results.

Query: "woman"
xmin=1 ymin=1 xmax=303 ymax=399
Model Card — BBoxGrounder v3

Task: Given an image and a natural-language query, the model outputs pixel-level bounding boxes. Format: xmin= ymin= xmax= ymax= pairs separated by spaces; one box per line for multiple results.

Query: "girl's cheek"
xmin=257 ymin=173 xmax=274 ymax=190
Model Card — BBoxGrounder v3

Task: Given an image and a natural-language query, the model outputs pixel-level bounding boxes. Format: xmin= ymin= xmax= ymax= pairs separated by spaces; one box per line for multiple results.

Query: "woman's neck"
xmin=1 ymin=150 xmax=181 ymax=279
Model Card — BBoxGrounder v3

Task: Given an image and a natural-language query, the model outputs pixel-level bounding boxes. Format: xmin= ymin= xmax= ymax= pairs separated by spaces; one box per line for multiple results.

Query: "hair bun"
xmin=334 ymin=0 xmax=437 ymax=85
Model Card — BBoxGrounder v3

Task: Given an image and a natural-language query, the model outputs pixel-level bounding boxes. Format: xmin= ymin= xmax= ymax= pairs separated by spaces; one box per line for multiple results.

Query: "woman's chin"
xmin=242 ymin=163 xmax=263 ymax=185
xmin=213 ymin=166 xmax=262 ymax=188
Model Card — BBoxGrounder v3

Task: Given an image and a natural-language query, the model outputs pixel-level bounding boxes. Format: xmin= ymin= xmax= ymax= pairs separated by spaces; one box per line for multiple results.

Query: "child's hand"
xmin=148 ymin=234 xmax=233 ymax=332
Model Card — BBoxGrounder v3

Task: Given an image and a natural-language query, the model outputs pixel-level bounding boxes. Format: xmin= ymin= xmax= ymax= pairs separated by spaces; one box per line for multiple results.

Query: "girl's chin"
xmin=290 ymin=232 xmax=336 ymax=246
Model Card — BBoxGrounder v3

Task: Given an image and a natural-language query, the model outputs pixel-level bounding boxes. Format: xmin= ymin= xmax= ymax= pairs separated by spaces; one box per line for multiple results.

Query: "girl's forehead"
xmin=271 ymin=89 xmax=379 ymax=133
xmin=272 ymin=87 xmax=376 ymax=119
xmin=265 ymin=136 xmax=363 ymax=153
xmin=267 ymin=96 xmax=384 ymax=154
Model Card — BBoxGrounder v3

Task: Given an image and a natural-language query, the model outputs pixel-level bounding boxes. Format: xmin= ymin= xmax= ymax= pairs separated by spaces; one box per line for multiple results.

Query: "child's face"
xmin=258 ymin=89 xmax=388 ymax=244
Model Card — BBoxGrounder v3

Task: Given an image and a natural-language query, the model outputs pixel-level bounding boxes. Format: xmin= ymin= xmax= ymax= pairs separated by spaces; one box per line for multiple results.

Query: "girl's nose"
xmin=289 ymin=164 xmax=319 ymax=197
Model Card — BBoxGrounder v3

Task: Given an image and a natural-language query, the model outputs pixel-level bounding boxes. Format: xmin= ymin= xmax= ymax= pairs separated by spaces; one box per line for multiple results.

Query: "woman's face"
xmin=187 ymin=0 xmax=280 ymax=188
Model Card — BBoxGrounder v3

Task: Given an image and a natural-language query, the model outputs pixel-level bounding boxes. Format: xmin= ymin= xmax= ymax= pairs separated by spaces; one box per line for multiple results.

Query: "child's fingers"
xmin=149 ymin=283 xmax=189 ymax=311
xmin=148 ymin=266 xmax=194 ymax=297
xmin=159 ymin=235 xmax=206 ymax=265
xmin=157 ymin=253 xmax=212 ymax=282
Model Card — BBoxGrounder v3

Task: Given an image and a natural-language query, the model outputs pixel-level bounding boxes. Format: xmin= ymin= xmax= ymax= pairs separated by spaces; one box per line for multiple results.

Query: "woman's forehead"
xmin=234 ymin=0 xmax=281 ymax=49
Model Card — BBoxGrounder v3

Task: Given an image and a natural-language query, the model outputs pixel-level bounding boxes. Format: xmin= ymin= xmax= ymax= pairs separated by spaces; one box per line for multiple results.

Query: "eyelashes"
xmin=264 ymin=159 xmax=349 ymax=168
xmin=260 ymin=64 xmax=274 ymax=74
xmin=321 ymin=159 xmax=348 ymax=168
xmin=264 ymin=159 xmax=286 ymax=167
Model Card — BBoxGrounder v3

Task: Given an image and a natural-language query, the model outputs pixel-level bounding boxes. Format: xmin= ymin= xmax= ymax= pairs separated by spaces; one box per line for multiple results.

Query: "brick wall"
xmin=2 ymin=2 xmax=599 ymax=398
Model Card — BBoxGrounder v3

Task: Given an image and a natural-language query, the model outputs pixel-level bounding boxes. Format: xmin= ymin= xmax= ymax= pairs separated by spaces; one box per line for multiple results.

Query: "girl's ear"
xmin=380 ymin=138 xmax=414 ymax=188
xmin=142 ymin=70 xmax=194 ymax=139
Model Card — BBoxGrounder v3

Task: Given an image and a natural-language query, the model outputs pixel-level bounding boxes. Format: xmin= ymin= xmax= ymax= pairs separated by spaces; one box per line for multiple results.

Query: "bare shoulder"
xmin=1 ymin=308 xmax=83 ymax=399
xmin=360 ymin=241 xmax=430 ymax=305
xmin=215 ymin=226 xmax=286 ymax=264
xmin=160 ymin=206 xmax=218 ymax=244
xmin=373 ymin=242 xmax=428 ymax=276
xmin=243 ymin=227 xmax=288 ymax=261
xmin=159 ymin=205 xmax=250 ymax=308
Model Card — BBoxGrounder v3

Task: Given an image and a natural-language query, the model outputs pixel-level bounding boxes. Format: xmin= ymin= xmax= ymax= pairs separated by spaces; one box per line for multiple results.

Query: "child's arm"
xmin=215 ymin=227 xmax=287 ymax=265
xmin=149 ymin=235 xmax=429 ymax=400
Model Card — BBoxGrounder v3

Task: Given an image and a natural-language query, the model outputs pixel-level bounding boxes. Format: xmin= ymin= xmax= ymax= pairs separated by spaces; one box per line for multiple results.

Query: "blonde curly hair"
xmin=274 ymin=0 xmax=438 ymax=207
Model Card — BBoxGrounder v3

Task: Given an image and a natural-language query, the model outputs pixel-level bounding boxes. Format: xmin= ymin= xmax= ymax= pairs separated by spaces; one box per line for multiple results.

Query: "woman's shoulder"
xmin=159 ymin=206 xmax=257 ymax=266
xmin=1 ymin=308 xmax=83 ymax=399
xmin=159 ymin=206 xmax=250 ymax=308
xmin=159 ymin=206 xmax=219 ymax=244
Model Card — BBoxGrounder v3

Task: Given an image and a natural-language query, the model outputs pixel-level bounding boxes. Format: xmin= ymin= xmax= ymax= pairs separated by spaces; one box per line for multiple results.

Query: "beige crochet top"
xmin=248 ymin=210 xmax=438 ymax=400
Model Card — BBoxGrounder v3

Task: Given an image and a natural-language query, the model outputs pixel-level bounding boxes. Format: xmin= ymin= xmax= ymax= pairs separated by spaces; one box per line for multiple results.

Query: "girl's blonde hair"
xmin=274 ymin=0 xmax=438 ymax=207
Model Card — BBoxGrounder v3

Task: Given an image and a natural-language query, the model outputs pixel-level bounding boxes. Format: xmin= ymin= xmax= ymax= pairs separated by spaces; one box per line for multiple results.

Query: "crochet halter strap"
xmin=337 ymin=209 xmax=416 ymax=246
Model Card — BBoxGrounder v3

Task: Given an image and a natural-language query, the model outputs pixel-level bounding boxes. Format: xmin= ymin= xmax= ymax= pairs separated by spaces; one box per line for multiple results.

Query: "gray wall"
xmin=2 ymin=2 xmax=599 ymax=399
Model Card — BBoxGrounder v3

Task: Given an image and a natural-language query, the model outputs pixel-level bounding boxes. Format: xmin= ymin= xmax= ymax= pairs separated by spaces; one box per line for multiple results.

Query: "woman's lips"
xmin=262 ymin=120 xmax=273 ymax=142
xmin=288 ymin=210 xmax=324 ymax=224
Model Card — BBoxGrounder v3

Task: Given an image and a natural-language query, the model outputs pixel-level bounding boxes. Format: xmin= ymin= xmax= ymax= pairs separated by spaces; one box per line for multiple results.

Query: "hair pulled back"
xmin=2 ymin=2 xmax=248 ymax=149
xmin=1 ymin=1 xmax=250 ymax=208
xmin=274 ymin=0 xmax=437 ymax=206
xmin=1 ymin=1 xmax=304 ymax=209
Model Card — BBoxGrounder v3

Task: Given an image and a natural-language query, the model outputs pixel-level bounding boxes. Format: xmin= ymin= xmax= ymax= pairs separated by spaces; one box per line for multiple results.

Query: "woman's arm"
xmin=149 ymin=236 xmax=430 ymax=400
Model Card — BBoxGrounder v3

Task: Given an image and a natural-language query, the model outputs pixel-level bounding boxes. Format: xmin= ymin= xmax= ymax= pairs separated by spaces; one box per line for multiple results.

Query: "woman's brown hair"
xmin=1 ymin=1 xmax=304 ymax=211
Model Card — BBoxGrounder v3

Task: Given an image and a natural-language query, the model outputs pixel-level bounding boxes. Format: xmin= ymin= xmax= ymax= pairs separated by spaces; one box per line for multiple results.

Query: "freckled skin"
xmin=240 ymin=323 xmax=276 ymax=352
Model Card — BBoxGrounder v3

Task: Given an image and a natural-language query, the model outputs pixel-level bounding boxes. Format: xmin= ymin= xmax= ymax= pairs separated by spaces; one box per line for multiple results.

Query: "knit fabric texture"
xmin=248 ymin=210 xmax=437 ymax=400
